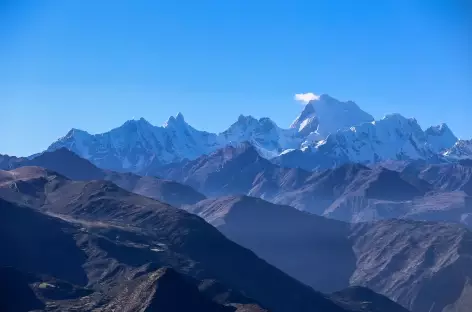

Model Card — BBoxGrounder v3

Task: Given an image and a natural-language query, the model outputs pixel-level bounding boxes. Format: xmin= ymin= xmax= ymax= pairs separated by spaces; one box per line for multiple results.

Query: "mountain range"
xmin=184 ymin=195 xmax=472 ymax=312
xmin=0 ymin=147 xmax=206 ymax=208
xmin=7 ymin=146 xmax=472 ymax=230
xmin=2 ymin=148 xmax=472 ymax=310
xmin=3 ymin=93 xmax=472 ymax=312
xmin=145 ymin=143 xmax=472 ymax=229
xmin=0 ymin=165 xmax=414 ymax=312
xmin=3 ymin=152 xmax=472 ymax=311
xmin=42 ymin=94 xmax=470 ymax=174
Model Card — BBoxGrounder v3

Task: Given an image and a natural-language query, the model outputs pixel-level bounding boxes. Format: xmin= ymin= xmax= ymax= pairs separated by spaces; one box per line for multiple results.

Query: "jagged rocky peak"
xmin=290 ymin=102 xmax=316 ymax=127
xmin=258 ymin=116 xmax=276 ymax=124
xmin=64 ymin=128 xmax=90 ymax=139
xmin=119 ymin=117 xmax=155 ymax=132
xmin=237 ymin=114 xmax=257 ymax=123
xmin=44 ymin=93 xmax=469 ymax=173
xmin=257 ymin=117 xmax=279 ymax=133
xmin=372 ymin=114 xmax=426 ymax=138
xmin=426 ymin=123 xmax=452 ymax=135
xmin=290 ymin=102 xmax=319 ymax=136
xmin=378 ymin=113 xmax=416 ymax=124
xmin=277 ymin=112 xmax=438 ymax=171
xmin=176 ymin=112 xmax=184 ymax=121
xmin=164 ymin=112 xmax=187 ymax=128
xmin=228 ymin=115 xmax=278 ymax=131
xmin=124 ymin=117 xmax=152 ymax=124
xmin=48 ymin=128 xmax=93 ymax=158
xmin=226 ymin=115 xmax=258 ymax=130
xmin=372 ymin=115 xmax=459 ymax=154
xmin=444 ymin=139 xmax=472 ymax=159
xmin=425 ymin=123 xmax=458 ymax=152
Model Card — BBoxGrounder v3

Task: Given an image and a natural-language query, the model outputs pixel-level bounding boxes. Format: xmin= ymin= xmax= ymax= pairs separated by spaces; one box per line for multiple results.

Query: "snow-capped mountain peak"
xmin=308 ymin=95 xmax=374 ymax=137
xmin=64 ymin=128 xmax=91 ymax=139
xmin=443 ymin=139 xmax=472 ymax=160
xmin=176 ymin=112 xmax=184 ymax=120
xmin=427 ymin=123 xmax=450 ymax=134
xmin=164 ymin=112 xmax=188 ymax=128
xmin=44 ymin=94 xmax=468 ymax=173
xmin=294 ymin=94 xmax=374 ymax=143
xmin=48 ymin=113 xmax=220 ymax=172
xmin=237 ymin=114 xmax=257 ymax=123
xmin=219 ymin=115 xmax=300 ymax=158
xmin=119 ymin=117 xmax=154 ymax=132
xmin=290 ymin=102 xmax=316 ymax=130
xmin=50 ymin=128 xmax=94 ymax=159
xmin=374 ymin=113 xmax=420 ymax=129
xmin=276 ymin=113 xmax=443 ymax=171
xmin=425 ymin=123 xmax=458 ymax=153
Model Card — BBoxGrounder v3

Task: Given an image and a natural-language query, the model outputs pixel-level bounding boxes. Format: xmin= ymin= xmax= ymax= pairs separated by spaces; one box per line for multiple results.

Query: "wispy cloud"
xmin=294 ymin=92 xmax=319 ymax=104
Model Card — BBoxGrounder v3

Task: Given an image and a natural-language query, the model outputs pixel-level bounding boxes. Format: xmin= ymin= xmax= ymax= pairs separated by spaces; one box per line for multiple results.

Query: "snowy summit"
xmin=46 ymin=94 xmax=468 ymax=172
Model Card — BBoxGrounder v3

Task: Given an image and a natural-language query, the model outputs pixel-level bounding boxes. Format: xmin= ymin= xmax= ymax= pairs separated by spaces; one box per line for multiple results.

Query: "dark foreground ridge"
xmin=0 ymin=171 xmax=370 ymax=312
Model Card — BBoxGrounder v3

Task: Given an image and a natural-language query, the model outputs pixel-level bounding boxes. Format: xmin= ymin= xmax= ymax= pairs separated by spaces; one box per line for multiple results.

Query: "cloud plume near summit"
xmin=294 ymin=92 xmax=320 ymax=104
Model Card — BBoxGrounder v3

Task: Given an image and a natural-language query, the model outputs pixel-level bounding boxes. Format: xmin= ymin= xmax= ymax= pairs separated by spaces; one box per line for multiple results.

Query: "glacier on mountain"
xmin=276 ymin=114 xmax=445 ymax=171
xmin=425 ymin=123 xmax=458 ymax=153
xmin=291 ymin=94 xmax=374 ymax=141
xmin=443 ymin=139 xmax=472 ymax=160
xmin=48 ymin=116 xmax=220 ymax=172
xmin=220 ymin=115 xmax=301 ymax=156
xmin=46 ymin=94 xmax=468 ymax=172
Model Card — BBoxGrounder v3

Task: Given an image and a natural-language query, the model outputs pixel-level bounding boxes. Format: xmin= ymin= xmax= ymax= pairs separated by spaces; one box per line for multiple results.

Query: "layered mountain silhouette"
xmin=184 ymin=195 xmax=472 ymax=312
xmin=0 ymin=154 xmax=25 ymax=170
xmin=0 ymin=148 xmax=206 ymax=207
xmin=0 ymin=169 xmax=369 ymax=312
xmin=3 ymin=147 xmax=470 ymax=311
xmin=152 ymin=143 xmax=472 ymax=229
xmin=3 ymin=93 xmax=472 ymax=312
xmin=5 ymin=147 xmax=471 ymax=231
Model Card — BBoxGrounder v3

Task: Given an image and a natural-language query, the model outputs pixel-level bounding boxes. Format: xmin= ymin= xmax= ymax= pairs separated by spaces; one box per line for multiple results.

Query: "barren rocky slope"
xmin=186 ymin=195 xmax=472 ymax=312
xmin=0 ymin=168 xmax=357 ymax=312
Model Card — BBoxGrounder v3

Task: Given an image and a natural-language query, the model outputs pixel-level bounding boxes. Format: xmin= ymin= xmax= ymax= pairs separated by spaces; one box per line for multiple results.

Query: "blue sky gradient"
xmin=1 ymin=0 xmax=470 ymax=156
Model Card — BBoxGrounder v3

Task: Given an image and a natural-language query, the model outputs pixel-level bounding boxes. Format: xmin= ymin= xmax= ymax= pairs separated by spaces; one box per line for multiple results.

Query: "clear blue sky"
xmin=1 ymin=0 xmax=470 ymax=156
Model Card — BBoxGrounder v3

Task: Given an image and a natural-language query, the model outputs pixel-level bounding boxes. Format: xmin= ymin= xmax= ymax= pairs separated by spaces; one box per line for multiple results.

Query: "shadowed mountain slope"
xmin=0 ymin=148 xmax=206 ymax=207
xmin=0 ymin=170 xmax=353 ymax=312
xmin=153 ymin=144 xmax=472 ymax=229
xmin=185 ymin=195 xmax=472 ymax=312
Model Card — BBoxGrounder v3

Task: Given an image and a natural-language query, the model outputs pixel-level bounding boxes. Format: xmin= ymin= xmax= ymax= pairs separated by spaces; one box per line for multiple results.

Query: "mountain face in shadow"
xmin=0 ymin=148 xmax=206 ymax=207
xmin=4 ymin=148 xmax=471 ymax=311
xmin=8 ymin=146 xmax=472 ymax=230
xmin=330 ymin=286 xmax=411 ymax=312
xmin=0 ymin=169 xmax=356 ymax=312
xmin=185 ymin=195 xmax=472 ymax=312
xmin=0 ymin=267 xmax=45 ymax=312
xmin=186 ymin=196 xmax=356 ymax=293
xmin=152 ymin=144 xmax=472 ymax=229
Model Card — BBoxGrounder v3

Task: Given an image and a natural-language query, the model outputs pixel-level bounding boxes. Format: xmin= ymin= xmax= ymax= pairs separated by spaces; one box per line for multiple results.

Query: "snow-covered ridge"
xmin=48 ymin=115 xmax=221 ymax=172
xmin=443 ymin=139 xmax=472 ymax=160
xmin=425 ymin=123 xmax=458 ymax=153
xmin=46 ymin=94 xmax=467 ymax=172
xmin=276 ymin=113 xmax=467 ymax=171
xmin=291 ymin=94 xmax=374 ymax=140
